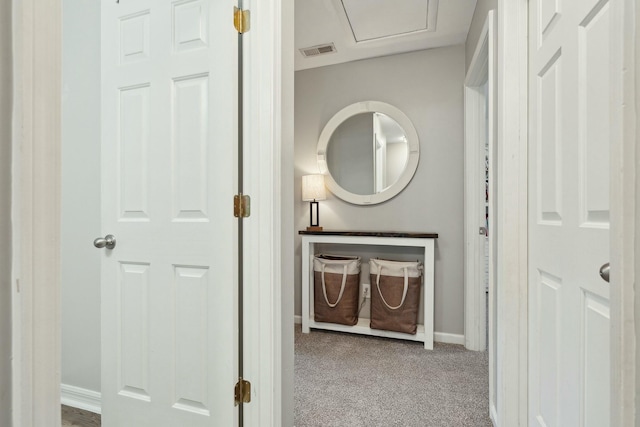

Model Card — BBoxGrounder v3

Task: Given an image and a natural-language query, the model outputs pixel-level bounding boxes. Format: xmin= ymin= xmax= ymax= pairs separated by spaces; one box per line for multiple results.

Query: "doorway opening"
xmin=293 ymin=6 xmax=495 ymax=425
xmin=463 ymin=10 xmax=496 ymax=422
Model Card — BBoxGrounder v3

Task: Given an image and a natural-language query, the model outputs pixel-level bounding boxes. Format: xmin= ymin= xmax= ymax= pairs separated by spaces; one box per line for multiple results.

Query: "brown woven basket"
xmin=369 ymin=259 xmax=423 ymax=334
xmin=313 ymin=254 xmax=361 ymax=326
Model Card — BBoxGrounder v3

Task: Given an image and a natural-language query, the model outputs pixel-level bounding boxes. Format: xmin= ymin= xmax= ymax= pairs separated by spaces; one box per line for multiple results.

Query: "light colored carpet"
xmin=295 ymin=326 xmax=491 ymax=427
xmin=61 ymin=405 xmax=101 ymax=426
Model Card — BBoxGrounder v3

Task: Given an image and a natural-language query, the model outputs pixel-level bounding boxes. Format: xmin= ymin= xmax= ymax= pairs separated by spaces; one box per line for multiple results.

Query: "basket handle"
xmin=321 ymin=263 xmax=348 ymax=308
xmin=375 ymin=265 xmax=409 ymax=310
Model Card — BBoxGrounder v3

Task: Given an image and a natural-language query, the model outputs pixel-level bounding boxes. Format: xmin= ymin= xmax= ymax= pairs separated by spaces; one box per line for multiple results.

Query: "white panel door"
xmin=100 ymin=0 xmax=238 ymax=425
xmin=529 ymin=0 xmax=613 ymax=426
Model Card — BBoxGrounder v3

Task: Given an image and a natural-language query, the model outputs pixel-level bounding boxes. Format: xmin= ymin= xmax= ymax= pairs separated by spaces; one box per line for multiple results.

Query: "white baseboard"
xmin=61 ymin=384 xmax=101 ymax=415
xmin=490 ymin=403 xmax=498 ymax=426
xmin=294 ymin=316 xmax=465 ymax=345
xmin=433 ymin=332 xmax=466 ymax=345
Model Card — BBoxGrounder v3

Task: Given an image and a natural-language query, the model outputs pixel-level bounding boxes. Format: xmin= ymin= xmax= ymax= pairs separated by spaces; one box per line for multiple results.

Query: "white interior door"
xmin=99 ymin=0 xmax=238 ymax=425
xmin=529 ymin=0 xmax=613 ymax=425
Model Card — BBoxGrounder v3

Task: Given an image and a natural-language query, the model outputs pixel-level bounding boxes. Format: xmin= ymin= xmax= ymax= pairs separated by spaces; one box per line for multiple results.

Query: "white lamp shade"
xmin=302 ymin=174 xmax=327 ymax=201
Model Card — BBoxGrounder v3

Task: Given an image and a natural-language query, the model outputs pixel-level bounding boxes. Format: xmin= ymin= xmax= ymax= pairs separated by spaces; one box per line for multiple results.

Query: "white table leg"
xmin=423 ymin=240 xmax=435 ymax=350
xmin=301 ymin=237 xmax=311 ymax=333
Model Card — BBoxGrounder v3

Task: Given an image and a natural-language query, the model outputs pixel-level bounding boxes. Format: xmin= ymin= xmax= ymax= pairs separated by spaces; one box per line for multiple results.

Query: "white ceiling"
xmin=295 ymin=0 xmax=478 ymax=71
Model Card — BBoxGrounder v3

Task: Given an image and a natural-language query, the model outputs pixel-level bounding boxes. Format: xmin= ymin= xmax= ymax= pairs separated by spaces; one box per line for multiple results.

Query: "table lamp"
xmin=302 ymin=174 xmax=326 ymax=231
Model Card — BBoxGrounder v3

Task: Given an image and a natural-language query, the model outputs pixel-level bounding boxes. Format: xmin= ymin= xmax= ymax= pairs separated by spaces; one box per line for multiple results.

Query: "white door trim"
xmin=611 ymin=0 xmax=638 ymax=425
xmin=495 ymin=1 xmax=529 ymax=425
xmin=242 ymin=0 xmax=288 ymax=424
xmin=11 ymin=0 xmax=287 ymax=425
xmin=464 ymin=10 xmax=495 ymax=353
xmin=12 ymin=0 xmax=63 ymax=425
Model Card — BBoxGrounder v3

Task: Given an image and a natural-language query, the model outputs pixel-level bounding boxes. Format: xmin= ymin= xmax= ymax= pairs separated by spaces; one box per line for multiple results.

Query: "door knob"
xmin=94 ymin=234 xmax=116 ymax=250
xmin=599 ymin=262 xmax=610 ymax=283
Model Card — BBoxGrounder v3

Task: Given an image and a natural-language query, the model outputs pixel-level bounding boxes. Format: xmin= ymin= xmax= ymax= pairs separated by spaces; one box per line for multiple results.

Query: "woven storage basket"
xmin=369 ymin=258 xmax=423 ymax=334
xmin=313 ymin=254 xmax=361 ymax=326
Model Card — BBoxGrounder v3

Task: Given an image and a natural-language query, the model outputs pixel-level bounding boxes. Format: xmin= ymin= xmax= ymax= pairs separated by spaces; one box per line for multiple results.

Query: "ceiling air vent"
xmin=299 ymin=43 xmax=337 ymax=58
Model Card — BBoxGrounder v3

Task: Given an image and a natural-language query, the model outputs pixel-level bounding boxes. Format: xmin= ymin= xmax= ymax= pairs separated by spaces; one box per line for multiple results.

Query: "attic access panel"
xmin=340 ymin=0 xmax=438 ymax=43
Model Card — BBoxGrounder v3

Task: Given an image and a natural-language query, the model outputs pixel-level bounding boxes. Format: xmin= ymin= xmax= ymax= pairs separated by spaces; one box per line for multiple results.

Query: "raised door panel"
xmin=538 ymin=0 xmax=561 ymax=47
xmin=171 ymin=74 xmax=210 ymax=222
xmin=536 ymin=51 xmax=563 ymax=225
xmin=173 ymin=0 xmax=209 ymax=53
xmin=118 ymin=85 xmax=151 ymax=221
xmin=578 ymin=1 xmax=611 ymax=228
xmin=530 ymin=271 xmax=561 ymax=427
xmin=581 ymin=292 xmax=610 ymax=427
xmin=117 ymin=263 xmax=151 ymax=402
xmin=173 ymin=265 xmax=211 ymax=415
xmin=119 ymin=10 xmax=151 ymax=64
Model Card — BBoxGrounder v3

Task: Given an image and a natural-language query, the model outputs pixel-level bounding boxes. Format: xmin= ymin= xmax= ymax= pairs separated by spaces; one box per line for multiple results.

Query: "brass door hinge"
xmin=234 ymin=378 xmax=251 ymax=405
xmin=234 ymin=194 xmax=251 ymax=218
xmin=234 ymin=7 xmax=250 ymax=33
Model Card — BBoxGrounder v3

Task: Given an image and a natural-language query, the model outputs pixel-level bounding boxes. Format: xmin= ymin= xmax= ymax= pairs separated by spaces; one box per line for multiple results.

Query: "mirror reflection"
xmin=326 ymin=113 xmax=409 ymax=195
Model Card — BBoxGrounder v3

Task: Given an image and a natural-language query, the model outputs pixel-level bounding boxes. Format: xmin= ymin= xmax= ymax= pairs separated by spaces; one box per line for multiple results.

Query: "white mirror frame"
xmin=317 ymin=101 xmax=420 ymax=205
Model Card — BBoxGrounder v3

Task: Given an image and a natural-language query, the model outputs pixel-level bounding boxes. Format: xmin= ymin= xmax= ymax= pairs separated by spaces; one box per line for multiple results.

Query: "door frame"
xmin=241 ymin=0 xmax=293 ymax=424
xmin=464 ymin=10 xmax=495 ymax=354
xmin=493 ymin=1 xmax=529 ymax=424
xmin=11 ymin=0 xmax=63 ymax=424
xmin=610 ymin=0 xmax=639 ymax=425
xmin=11 ymin=0 xmax=639 ymax=426
xmin=11 ymin=0 xmax=289 ymax=425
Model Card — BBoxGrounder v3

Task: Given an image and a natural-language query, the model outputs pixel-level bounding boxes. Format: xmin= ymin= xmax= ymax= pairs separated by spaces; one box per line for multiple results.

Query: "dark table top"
xmin=298 ymin=230 xmax=438 ymax=239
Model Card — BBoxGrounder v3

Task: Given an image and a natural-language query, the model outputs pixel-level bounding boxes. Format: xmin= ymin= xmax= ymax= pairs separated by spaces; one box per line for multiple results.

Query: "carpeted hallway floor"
xmin=295 ymin=326 xmax=491 ymax=427
xmin=61 ymin=405 xmax=100 ymax=426
xmin=61 ymin=327 xmax=489 ymax=426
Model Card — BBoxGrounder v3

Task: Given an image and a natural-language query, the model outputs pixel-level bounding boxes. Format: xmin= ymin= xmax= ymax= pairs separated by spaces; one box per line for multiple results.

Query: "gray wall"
xmin=294 ymin=45 xmax=466 ymax=335
xmin=0 ymin=1 xmax=11 ymax=424
xmin=465 ymin=0 xmax=497 ymax=72
xmin=61 ymin=0 xmax=101 ymax=393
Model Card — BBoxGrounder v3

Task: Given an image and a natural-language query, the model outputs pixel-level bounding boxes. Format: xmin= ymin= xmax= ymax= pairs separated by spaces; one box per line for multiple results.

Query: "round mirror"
xmin=317 ymin=101 xmax=420 ymax=205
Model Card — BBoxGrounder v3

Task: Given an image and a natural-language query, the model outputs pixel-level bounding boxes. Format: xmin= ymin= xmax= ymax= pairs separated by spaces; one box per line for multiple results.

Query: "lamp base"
xmin=306 ymin=226 xmax=323 ymax=231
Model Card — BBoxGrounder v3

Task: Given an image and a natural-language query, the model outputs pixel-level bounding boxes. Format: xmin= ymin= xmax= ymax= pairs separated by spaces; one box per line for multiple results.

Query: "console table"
xmin=299 ymin=230 xmax=438 ymax=350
